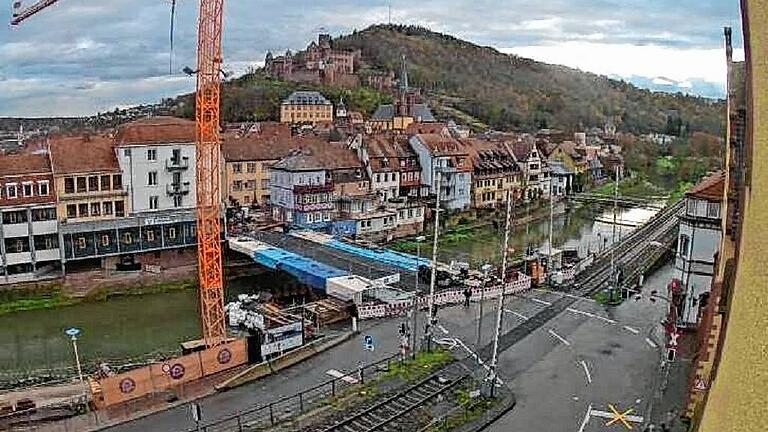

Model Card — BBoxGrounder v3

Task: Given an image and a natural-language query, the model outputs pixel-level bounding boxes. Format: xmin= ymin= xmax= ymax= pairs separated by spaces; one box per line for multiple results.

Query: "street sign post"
xmin=363 ymin=335 xmax=374 ymax=352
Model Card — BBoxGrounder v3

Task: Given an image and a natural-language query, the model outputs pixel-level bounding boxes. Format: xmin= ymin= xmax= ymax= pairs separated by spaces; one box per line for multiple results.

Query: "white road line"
xmin=566 ymin=307 xmax=617 ymax=324
xmin=580 ymin=360 xmax=592 ymax=385
xmin=504 ymin=309 xmax=529 ymax=320
xmin=645 ymin=337 xmax=658 ymax=348
xmin=577 ymin=404 xmax=593 ymax=432
xmin=326 ymin=369 xmax=358 ymax=384
xmin=623 ymin=325 xmax=640 ymax=334
xmin=531 ymin=298 xmax=553 ymax=306
xmin=548 ymin=329 xmax=571 ymax=346
xmin=437 ymin=324 xmax=449 ymax=334
xmin=589 ymin=409 xmax=644 ymax=423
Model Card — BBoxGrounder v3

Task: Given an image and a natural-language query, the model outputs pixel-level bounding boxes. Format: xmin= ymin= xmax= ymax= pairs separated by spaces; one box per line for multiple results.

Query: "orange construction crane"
xmin=11 ymin=0 xmax=228 ymax=347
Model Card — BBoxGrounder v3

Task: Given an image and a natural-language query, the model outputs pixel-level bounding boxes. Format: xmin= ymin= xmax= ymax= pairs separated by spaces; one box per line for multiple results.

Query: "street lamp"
xmin=412 ymin=235 xmax=426 ymax=358
xmin=64 ymin=327 xmax=84 ymax=384
xmin=476 ymin=263 xmax=493 ymax=349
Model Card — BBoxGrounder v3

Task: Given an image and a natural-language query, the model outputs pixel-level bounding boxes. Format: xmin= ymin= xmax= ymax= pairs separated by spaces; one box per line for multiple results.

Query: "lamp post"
xmin=65 ymin=327 xmax=84 ymax=384
xmin=412 ymin=235 xmax=426 ymax=359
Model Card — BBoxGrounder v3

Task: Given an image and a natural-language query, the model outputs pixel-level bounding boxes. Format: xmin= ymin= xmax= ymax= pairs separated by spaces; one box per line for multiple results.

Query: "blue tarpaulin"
xmin=250 ymin=246 xmax=348 ymax=291
xmin=325 ymin=239 xmax=429 ymax=272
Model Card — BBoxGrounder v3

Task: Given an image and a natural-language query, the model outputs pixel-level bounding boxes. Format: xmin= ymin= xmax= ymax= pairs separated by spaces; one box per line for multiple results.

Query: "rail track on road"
xmin=316 ymin=364 xmax=469 ymax=432
xmin=572 ymin=199 xmax=684 ymax=295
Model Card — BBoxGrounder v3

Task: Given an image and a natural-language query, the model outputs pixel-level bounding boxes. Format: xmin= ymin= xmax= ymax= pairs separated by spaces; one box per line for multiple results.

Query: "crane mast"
xmin=195 ymin=0 xmax=226 ymax=347
xmin=12 ymin=0 xmax=229 ymax=348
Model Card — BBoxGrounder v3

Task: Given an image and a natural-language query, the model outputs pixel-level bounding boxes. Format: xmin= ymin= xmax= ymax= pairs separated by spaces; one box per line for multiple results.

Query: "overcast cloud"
xmin=0 ymin=0 xmax=743 ymax=117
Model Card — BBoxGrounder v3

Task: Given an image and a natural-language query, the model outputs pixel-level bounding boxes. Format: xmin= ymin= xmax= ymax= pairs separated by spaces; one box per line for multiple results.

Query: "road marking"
xmin=437 ymin=324 xmax=449 ymax=334
xmin=531 ymin=298 xmax=553 ymax=306
xmin=623 ymin=325 xmax=640 ymax=334
xmin=548 ymin=329 xmax=571 ymax=346
xmin=590 ymin=409 xmax=645 ymax=423
xmin=577 ymin=404 xmax=593 ymax=432
xmin=535 ymin=289 xmax=597 ymax=303
xmin=580 ymin=360 xmax=592 ymax=385
xmin=645 ymin=337 xmax=658 ymax=348
xmin=566 ymin=307 xmax=617 ymax=324
xmin=326 ymin=369 xmax=358 ymax=384
xmin=504 ymin=309 xmax=528 ymax=320
xmin=606 ymin=404 xmax=639 ymax=429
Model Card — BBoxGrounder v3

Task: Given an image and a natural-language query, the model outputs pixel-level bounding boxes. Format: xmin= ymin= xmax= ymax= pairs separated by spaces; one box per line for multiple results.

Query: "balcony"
xmin=166 ymin=182 xmax=191 ymax=196
xmin=295 ymin=201 xmax=335 ymax=212
xmin=293 ymin=181 xmax=334 ymax=194
xmin=166 ymin=157 xmax=190 ymax=171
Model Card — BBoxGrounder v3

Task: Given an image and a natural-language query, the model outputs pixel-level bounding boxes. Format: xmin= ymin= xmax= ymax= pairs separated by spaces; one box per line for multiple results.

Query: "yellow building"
xmin=48 ymin=134 xmax=128 ymax=222
xmin=695 ymin=4 xmax=768 ymax=431
xmin=459 ymin=138 xmax=522 ymax=209
xmin=279 ymin=91 xmax=333 ymax=124
xmin=221 ymin=123 xmax=292 ymax=207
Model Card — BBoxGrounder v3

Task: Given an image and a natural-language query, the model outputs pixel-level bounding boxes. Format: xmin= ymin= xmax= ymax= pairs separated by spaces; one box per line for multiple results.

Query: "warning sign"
xmin=694 ymin=378 xmax=708 ymax=391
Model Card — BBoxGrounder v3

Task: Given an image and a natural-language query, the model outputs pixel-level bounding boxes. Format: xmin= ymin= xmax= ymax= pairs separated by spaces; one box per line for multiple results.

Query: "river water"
xmin=0 ymin=203 xmax=659 ymax=379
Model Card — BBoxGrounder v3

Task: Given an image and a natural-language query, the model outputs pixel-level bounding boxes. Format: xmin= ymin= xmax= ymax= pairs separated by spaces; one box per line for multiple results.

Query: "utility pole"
xmin=548 ymin=179 xmax=555 ymax=282
xmin=412 ymin=235 xmax=425 ymax=359
xmin=425 ymin=170 xmax=442 ymax=352
xmin=610 ymin=165 xmax=619 ymax=301
xmin=488 ymin=189 xmax=514 ymax=396
xmin=476 ymin=264 xmax=492 ymax=349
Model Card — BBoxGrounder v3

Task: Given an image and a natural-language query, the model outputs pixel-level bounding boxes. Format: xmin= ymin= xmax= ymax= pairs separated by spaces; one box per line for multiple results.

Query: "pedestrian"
xmin=463 ymin=287 xmax=472 ymax=308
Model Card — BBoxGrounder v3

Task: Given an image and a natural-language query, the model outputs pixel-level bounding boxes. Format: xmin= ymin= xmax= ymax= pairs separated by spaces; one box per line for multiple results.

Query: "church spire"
xmin=399 ymin=54 xmax=409 ymax=91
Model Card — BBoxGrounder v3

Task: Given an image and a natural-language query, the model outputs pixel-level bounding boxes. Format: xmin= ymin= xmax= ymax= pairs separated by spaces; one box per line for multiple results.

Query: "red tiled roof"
xmin=0 ymin=151 xmax=51 ymax=177
xmin=48 ymin=133 xmax=119 ymax=175
xmin=413 ymin=134 xmax=466 ymax=157
xmin=405 ymin=122 xmax=448 ymax=135
xmin=687 ymin=171 xmax=725 ymax=201
xmin=221 ymin=123 xmax=292 ymax=161
xmin=272 ymin=139 xmax=361 ymax=171
xmin=115 ymin=116 xmax=196 ymax=146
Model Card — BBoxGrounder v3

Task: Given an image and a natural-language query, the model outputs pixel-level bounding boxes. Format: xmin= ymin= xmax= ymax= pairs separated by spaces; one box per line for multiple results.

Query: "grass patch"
xmin=0 ymin=295 xmax=77 ymax=315
xmin=384 ymin=349 xmax=452 ymax=381
xmin=592 ymin=291 xmax=610 ymax=305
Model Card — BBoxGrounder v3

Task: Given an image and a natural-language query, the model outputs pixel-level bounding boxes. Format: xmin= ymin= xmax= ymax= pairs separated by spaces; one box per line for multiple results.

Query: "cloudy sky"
xmin=0 ymin=0 xmax=743 ymax=117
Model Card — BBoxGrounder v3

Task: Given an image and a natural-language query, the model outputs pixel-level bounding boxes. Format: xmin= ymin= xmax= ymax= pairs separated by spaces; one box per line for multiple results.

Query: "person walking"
xmin=463 ymin=287 xmax=472 ymax=308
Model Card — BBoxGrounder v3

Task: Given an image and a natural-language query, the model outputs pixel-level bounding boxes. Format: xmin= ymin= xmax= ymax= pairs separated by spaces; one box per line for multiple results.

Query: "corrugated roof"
xmin=0 ymin=151 xmax=51 ymax=177
xmin=687 ymin=171 xmax=725 ymax=201
xmin=49 ymin=133 xmax=119 ymax=175
xmin=115 ymin=116 xmax=196 ymax=146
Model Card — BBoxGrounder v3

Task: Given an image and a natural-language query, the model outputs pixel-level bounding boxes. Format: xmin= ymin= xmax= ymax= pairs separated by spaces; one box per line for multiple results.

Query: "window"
xmin=2 ymin=210 xmax=26 ymax=224
xmin=707 ymin=202 xmax=720 ymax=218
xmin=76 ymin=177 xmax=87 ymax=193
xmin=172 ymin=148 xmax=181 ymax=164
xmin=122 ymin=232 xmax=133 ymax=244
xmin=38 ymin=181 xmax=49 ymax=196
xmin=168 ymin=227 xmax=177 ymax=239
xmin=686 ymin=199 xmax=696 ymax=215
xmin=173 ymin=195 xmax=182 ymax=208
xmin=232 ymin=163 xmax=242 ymax=173
xmin=679 ymin=234 xmax=690 ymax=257
xmin=261 ymin=179 xmax=269 ymax=189
xmin=149 ymin=196 xmax=159 ymax=210
xmin=147 ymin=149 xmax=157 ymax=161
xmin=101 ymin=235 xmax=110 ymax=247
xmin=103 ymin=201 xmax=113 ymax=215
xmin=64 ymin=178 xmax=75 ymax=194
xmin=91 ymin=202 xmax=101 ymax=216
xmin=100 ymin=175 xmax=111 ymax=190
xmin=244 ymin=195 xmax=251 ymax=204
xmin=247 ymin=162 xmax=257 ymax=173
xmin=78 ymin=203 xmax=89 ymax=217
xmin=67 ymin=205 xmax=77 ymax=218
xmin=88 ymin=176 xmax=99 ymax=191
xmin=246 ymin=180 xmax=256 ymax=190
xmin=22 ymin=182 xmax=33 ymax=197
xmin=233 ymin=181 xmax=243 ymax=191
xmin=376 ymin=173 xmax=381 ymax=183
xmin=77 ymin=237 xmax=87 ymax=250
xmin=146 ymin=230 xmax=155 ymax=242
xmin=112 ymin=175 xmax=122 ymax=190
xmin=35 ymin=234 xmax=58 ymax=250
xmin=32 ymin=208 xmax=56 ymax=221
xmin=115 ymin=201 xmax=125 ymax=217
xmin=6 ymin=184 xmax=17 ymax=199
xmin=124 ymin=149 xmax=131 ymax=157
xmin=148 ymin=171 xmax=158 ymax=186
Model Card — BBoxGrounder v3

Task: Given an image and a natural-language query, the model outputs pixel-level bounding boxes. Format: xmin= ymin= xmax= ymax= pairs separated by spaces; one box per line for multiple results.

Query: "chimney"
xmin=724 ymin=26 xmax=733 ymax=62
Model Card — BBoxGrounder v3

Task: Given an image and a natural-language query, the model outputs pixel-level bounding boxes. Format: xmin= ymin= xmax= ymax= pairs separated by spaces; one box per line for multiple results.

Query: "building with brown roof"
xmin=458 ymin=138 xmax=522 ymax=209
xmin=0 ymin=151 xmax=60 ymax=283
xmin=409 ymin=134 xmax=472 ymax=210
xmin=220 ymin=122 xmax=292 ymax=207
xmin=675 ymin=171 xmax=725 ymax=328
xmin=48 ymin=133 xmax=126 ymax=223
xmin=503 ymin=134 xmax=551 ymax=201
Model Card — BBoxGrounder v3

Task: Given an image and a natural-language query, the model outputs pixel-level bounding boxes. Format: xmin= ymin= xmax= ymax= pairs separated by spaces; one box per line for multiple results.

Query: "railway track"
xmin=573 ymin=200 xmax=684 ymax=295
xmin=317 ymin=364 xmax=469 ymax=432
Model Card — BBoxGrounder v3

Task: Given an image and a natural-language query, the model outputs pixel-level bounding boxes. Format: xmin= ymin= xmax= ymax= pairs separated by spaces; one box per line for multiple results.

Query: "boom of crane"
xmin=10 ymin=0 xmax=229 ymax=348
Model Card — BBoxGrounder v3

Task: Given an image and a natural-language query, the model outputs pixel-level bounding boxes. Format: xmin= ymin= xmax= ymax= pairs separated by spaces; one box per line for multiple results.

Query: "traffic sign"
xmin=363 ymin=335 xmax=374 ymax=351
xmin=667 ymin=330 xmax=681 ymax=348
xmin=64 ymin=327 xmax=81 ymax=338
xmin=694 ymin=378 xmax=708 ymax=391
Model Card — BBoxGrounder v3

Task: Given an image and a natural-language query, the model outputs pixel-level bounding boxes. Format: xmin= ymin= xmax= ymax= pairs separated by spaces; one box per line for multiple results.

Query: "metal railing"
xmin=181 ymin=353 xmax=403 ymax=432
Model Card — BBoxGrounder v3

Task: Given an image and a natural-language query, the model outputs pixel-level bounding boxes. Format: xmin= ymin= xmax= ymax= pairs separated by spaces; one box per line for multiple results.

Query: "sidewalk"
xmin=649 ymin=332 xmax=696 ymax=432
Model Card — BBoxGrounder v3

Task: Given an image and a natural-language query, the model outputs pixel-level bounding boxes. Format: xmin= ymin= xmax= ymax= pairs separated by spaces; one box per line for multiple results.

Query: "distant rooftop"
xmin=371 ymin=104 xmax=436 ymax=122
xmin=687 ymin=171 xmax=725 ymax=201
xmin=282 ymin=91 xmax=332 ymax=106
